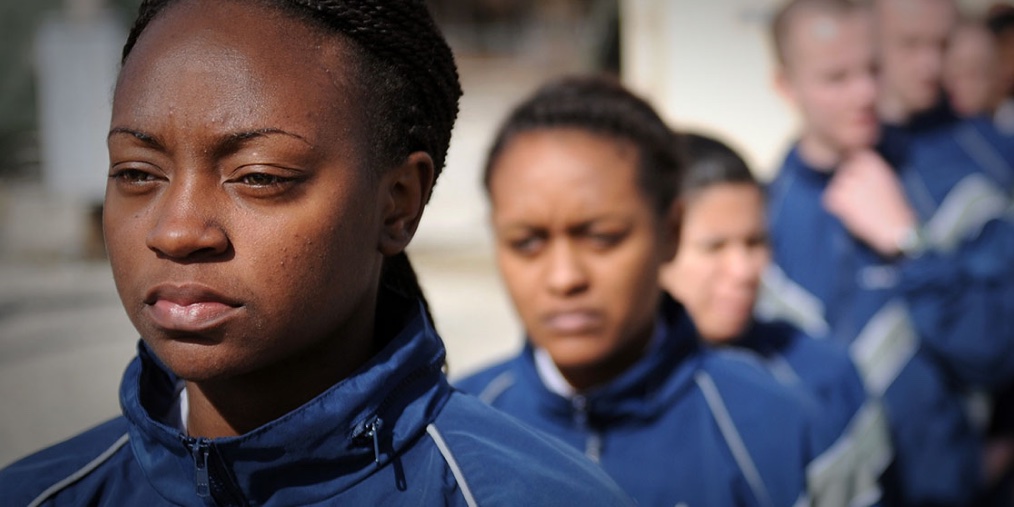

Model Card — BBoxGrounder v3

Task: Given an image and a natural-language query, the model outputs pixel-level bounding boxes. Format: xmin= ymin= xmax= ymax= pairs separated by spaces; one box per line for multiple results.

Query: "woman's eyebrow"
xmin=106 ymin=126 xmax=314 ymax=153
xmin=224 ymin=128 xmax=313 ymax=147
xmin=214 ymin=128 xmax=315 ymax=158
xmin=108 ymin=127 xmax=163 ymax=149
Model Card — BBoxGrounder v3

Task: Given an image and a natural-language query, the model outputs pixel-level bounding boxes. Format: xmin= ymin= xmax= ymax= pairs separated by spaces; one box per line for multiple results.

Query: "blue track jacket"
xmin=456 ymin=296 xmax=820 ymax=507
xmin=763 ymin=139 xmax=1014 ymax=506
xmin=0 ymin=294 xmax=633 ymax=506
xmin=731 ymin=320 xmax=892 ymax=507
xmin=896 ymin=103 xmax=1014 ymax=192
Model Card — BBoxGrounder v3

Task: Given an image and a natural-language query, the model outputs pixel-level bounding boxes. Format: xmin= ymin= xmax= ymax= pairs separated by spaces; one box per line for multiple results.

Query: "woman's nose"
xmin=145 ymin=181 xmax=230 ymax=261
xmin=545 ymin=241 xmax=590 ymax=297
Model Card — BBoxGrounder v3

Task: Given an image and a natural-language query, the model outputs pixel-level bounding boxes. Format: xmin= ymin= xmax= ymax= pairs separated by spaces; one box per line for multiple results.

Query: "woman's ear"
xmin=661 ymin=199 xmax=683 ymax=263
xmin=377 ymin=151 xmax=435 ymax=256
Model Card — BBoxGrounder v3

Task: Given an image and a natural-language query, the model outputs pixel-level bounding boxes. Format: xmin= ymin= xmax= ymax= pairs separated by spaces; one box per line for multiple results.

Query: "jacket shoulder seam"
xmin=477 ymin=370 xmax=515 ymax=405
xmin=425 ymin=423 xmax=478 ymax=507
xmin=27 ymin=432 xmax=130 ymax=507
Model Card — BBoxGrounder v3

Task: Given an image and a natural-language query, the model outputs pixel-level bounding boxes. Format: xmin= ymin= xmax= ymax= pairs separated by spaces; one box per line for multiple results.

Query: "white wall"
xmin=621 ymin=0 xmax=794 ymax=179
xmin=34 ymin=9 xmax=124 ymax=203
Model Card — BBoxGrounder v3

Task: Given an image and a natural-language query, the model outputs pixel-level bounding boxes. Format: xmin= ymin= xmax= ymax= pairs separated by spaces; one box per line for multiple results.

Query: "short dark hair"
xmin=679 ymin=132 xmax=758 ymax=199
xmin=484 ymin=75 xmax=684 ymax=217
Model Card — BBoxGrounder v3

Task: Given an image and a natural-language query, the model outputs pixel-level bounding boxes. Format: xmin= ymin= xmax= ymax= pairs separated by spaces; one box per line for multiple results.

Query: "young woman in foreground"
xmin=0 ymin=1 xmax=631 ymax=505
xmin=457 ymin=75 xmax=819 ymax=507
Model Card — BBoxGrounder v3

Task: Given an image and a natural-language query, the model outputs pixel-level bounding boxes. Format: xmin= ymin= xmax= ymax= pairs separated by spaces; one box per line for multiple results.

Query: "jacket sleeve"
xmin=899 ymin=190 xmax=1014 ymax=389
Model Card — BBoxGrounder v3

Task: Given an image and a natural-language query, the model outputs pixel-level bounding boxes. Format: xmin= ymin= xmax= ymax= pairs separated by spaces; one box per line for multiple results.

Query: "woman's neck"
xmin=184 ymin=298 xmax=379 ymax=438
xmin=557 ymin=320 xmax=657 ymax=394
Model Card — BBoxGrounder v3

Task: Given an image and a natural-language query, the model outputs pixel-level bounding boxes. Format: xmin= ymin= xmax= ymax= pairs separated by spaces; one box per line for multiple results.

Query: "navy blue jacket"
xmin=456 ymin=297 xmax=820 ymax=507
xmin=764 ymin=142 xmax=1014 ymax=506
xmin=0 ymin=295 xmax=633 ymax=506
xmin=731 ymin=320 xmax=892 ymax=506
xmin=893 ymin=102 xmax=1014 ymax=192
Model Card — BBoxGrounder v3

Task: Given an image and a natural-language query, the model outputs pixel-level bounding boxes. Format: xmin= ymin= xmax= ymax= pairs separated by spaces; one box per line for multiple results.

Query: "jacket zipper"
xmin=571 ymin=395 xmax=602 ymax=462
xmin=353 ymin=416 xmax=385 ymax=465
xmin=184 ymin=437 xmax=212 ymax=498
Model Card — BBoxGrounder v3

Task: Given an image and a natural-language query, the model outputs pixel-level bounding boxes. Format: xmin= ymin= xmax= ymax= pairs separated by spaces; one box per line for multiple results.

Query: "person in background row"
xmin=989 ymin=4 xmax=1014 ymax=134
xmin=878 ymin=0 xmax=1014 ymax=190
xmin=0 ymin=1 xmax=635 ymax=505
xmin=457 ymin=75 xmax=821 ymax=507
xmin=876 ymin=0 xmax=959 ymax=128
xmin=661 ymin=132 xmax=891 ymax=506
xmin=877 ymin=3 xmax=1014 ymax=506
xmin=766 ymin=0 xmax=1014 ymax=505
xmin=943 ymin=19 xmax=1004 ymax=119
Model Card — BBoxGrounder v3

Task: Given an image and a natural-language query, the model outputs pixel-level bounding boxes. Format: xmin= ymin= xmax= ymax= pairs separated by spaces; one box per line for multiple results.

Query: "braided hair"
xmin=484 ymin=75 xmax=684 ymax=217
xmin=120 ymin=0 xmax=461 ymax=317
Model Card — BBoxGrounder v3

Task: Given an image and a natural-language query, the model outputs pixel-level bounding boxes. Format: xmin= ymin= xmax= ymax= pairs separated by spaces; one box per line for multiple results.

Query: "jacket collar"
xmin=518 ymin=294 xmax=701 ymax=424
xmin=783 ymin=145 xmax=835 ymax=187
xmin=120 ymin=294 xmax=452 ymax=505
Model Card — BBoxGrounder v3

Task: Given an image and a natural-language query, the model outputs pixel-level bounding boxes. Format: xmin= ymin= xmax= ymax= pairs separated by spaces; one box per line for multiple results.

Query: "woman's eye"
xmin=223 ymin=166 xmax=306 ymax=200
xmin=702 ymin=240 xmax=726 ymax=253
xmin=748 ymin=235 xmax=770 ymax=249
xmin=587 ymin=231 xmax=625 ymax=249
xmin=509 ymin=236 xmax=545 ymax=255
xmin=113 ymin=169 xmax=152 ymax=182
xmin=110 ymin=168 xmax=161 ymax=191
xmin=239 ymin=172 xmax=288 ymax=186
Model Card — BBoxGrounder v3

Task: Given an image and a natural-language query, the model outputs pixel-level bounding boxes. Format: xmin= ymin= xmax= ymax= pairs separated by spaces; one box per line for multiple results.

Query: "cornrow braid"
xmin=119 ymin=0 xmax=462 ymax=316
xmin=485 ymin=75 xmax=684 ymax=216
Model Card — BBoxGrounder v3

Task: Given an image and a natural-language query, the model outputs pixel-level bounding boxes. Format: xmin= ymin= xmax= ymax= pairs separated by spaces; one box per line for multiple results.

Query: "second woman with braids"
xmin=0 ymin=1 xmax=634 ymax=505
xmin=456 ymin=76 xmax=821 ymax=507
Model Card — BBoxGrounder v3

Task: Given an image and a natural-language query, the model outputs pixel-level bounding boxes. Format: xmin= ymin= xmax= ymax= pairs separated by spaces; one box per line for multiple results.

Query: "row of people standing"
xmin=766 ymin=0 xmax=1014 ymax=505
xmin=1 ymin=0 xmax=1010 ymax=505
xmin=459 ymin=0 xmax=1014 ymax=506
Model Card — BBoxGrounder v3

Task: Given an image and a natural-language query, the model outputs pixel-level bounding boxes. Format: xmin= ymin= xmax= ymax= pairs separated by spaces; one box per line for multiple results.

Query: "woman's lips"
xmin=143 ymin=285 xmax=243 ymax=332
xmin=146 ymin=300 xmax=241 ymax=332
xmin=542 ymin=310 xmax=604 ymax=335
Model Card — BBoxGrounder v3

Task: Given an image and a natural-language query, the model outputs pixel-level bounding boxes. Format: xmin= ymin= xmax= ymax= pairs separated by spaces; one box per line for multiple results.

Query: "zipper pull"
xmin=571 ymin=395 xmax=589 ymax=428
xmin=186 ymin=438 xmax=212 ymax=498
xmin=570 ymin=396 xmax=601 ymax=461
xmin=366 ymin=418 xmax=384 ymax=465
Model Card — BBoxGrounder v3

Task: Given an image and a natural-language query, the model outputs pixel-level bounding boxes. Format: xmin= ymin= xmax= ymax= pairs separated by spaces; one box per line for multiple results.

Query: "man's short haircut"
xmin=771 ymin=0 xmax=867 ymax=67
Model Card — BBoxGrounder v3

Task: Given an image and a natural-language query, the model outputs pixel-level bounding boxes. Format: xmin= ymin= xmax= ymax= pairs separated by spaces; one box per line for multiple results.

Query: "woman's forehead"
xmin=489 ymin=130 xmax=653 ymax=225
xmin=113 ymin=1 xmax=360 ymax=146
